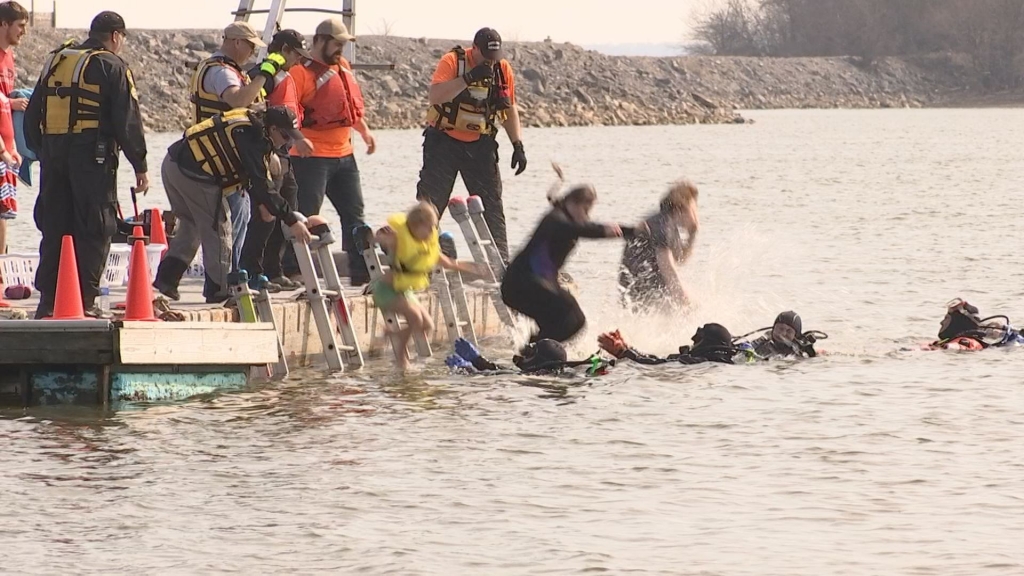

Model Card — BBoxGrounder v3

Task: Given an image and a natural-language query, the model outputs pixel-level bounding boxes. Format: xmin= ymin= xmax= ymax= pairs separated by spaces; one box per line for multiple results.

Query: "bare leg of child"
xmin=389 ymin=296 xmax=426 ymax=372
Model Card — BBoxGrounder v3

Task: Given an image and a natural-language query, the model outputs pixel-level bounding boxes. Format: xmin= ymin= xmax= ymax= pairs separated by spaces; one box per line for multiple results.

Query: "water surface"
xmin=3 ymin=110 xmax=1023 ymax=574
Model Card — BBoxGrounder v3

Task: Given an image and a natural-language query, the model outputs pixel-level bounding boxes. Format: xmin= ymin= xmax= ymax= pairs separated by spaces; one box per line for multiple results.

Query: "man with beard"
xmin=283 ymin=18 xmax=374 ymax=286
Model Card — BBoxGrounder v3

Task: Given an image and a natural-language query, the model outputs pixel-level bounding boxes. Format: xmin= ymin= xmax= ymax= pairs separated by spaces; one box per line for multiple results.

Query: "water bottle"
xmin=99 ymin=282 xmax=110 ymax=312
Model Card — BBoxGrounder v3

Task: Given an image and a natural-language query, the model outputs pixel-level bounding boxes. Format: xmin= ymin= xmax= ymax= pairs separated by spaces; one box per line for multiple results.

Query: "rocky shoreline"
xmin=15 ymin=29 xmax=1014 ymax=133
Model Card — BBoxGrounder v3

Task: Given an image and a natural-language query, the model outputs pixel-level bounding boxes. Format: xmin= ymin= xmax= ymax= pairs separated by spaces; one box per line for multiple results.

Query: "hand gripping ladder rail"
xmin=354 ymin=226 xmax=433 ymax=361
xmin=228 ymin=270 xmax=289 ymax=380
xmin=432 ymin=232 xmax=478 ymax=346
xmin=447 ymin=196 xmax=515 ymax=327
xmin=284 ymin=216 xmax=364 ymax=372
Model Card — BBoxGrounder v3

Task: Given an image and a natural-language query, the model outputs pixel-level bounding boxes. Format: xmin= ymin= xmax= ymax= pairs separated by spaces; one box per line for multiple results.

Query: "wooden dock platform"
xmin=0 ymin=277 xmax=508 ymax=407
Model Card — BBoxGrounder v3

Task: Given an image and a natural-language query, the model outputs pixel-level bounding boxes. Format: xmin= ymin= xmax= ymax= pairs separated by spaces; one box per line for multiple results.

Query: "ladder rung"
xmin=337 ymin=345 xmax=357 ymax=352
xmin=233 ymin=7 xmax=352 ymax=16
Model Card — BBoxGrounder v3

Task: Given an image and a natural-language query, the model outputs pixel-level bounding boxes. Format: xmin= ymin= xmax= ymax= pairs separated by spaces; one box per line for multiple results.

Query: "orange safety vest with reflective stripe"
xmin=299 ymin=59 xmax=363 ymax=130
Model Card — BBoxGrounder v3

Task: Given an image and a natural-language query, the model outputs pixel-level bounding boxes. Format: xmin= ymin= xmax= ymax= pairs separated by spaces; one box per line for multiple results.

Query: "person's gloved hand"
xmin=258 ymin=53 xmax=286 ymax=88
xmin=598 ymin=330 xmax=629 ymax=359
xmin=462 ymin=63 xmax=493 ymax=85
xmin=511 ymin=141 xmax=527 ymax=175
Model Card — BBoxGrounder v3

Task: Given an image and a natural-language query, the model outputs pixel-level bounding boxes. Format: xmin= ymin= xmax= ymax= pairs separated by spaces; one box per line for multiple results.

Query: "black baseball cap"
xmin=270 ymin=29 xmax=312 ymax=59
xmin=90 ymin=11 xmax=127 ymax=35
xmin=263 ymin=106 xmax=304 ymax=141
xmin=473 ymin=27 xmax=502 ymax=59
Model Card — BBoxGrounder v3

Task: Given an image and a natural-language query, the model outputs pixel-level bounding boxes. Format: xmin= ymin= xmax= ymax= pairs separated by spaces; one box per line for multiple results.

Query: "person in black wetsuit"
xmin=500 ymin=182 xmax=638 ymax=347
xmin=598 ymin=323 xmax=739 ymax=365
xmin=733 ymin=311 xmax=827 ymax=359
xmin=446 ymin=337 xmax=614 ymax=376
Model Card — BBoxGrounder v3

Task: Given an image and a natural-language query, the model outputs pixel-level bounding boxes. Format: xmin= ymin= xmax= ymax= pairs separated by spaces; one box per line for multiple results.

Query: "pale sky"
xmin=51 ymin=0 xmax=696 ymax=46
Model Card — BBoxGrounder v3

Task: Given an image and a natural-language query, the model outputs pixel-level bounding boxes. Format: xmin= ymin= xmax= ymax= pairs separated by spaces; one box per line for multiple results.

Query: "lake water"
xmin=3 ymin=110 xmax=1023 ymax=574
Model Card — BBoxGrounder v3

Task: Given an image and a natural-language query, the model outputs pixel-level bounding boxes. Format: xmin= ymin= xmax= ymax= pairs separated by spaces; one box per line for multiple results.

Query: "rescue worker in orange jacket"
xmin=282 ymin=18 xmax=374 ymax=286
xmin=416 ymin=27 xmax=527 ymax=263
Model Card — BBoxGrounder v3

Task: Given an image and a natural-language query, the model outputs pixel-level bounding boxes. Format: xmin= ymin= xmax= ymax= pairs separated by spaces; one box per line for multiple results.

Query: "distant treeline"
xmin=692 ymin=0 xmax=1024 ymax=87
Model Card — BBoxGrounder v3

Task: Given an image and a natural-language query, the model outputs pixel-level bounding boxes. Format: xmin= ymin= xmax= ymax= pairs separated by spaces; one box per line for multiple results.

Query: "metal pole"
xmin=342 ymin=0 xmax=355 ymax=63
xmin=257 ymin=0 xmax=286 ymax=60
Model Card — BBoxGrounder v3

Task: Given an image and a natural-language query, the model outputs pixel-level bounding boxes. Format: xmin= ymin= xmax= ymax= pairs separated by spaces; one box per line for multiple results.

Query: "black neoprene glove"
xmin=511 ymin=141 xmax=527 ymax=175
xmin=462 ymin=63 xmax=493 ymax=85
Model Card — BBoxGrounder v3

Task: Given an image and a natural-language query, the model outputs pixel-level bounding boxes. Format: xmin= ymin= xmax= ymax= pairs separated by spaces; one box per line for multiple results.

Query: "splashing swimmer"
xmin=618 ymin=179 xmax=700 ymax=314
xmin=500 ymin=163 xmax=643 ymax=353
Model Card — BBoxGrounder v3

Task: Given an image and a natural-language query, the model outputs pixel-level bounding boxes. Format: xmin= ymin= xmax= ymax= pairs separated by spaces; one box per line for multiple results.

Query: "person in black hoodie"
xmin=598 ymin=323 xmax=739 ymax=365
xmin=501 ymin=175 xmax=638 ymax=348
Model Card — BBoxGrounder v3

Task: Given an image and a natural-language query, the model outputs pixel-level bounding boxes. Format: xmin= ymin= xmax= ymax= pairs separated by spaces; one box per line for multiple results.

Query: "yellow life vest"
xmin=184 ymin=108 xmax=268 ymax=194
xmin=424 ymin=46 xmax=508 ymax=135
xmin=39 ymin=43 xmax=110 ymax=135
xmin=387 ymin=213 xmax=440 ymax=292
xmin=189 ymin=56 xmax=264 ymax=125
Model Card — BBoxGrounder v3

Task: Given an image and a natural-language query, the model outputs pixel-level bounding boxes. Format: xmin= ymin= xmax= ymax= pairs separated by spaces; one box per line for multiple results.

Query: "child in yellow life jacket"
xmin=373 ymin=202 xmax=479 ymax=370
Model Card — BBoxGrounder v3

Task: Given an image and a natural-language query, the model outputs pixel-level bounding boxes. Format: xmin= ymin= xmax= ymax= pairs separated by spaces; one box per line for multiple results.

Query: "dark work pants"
xmin=33 ymin=135 xmax=118 ymax=316
xmin=240 ymin=158 xmax=298 ymax=279
xmin=282 ymin=154 xmax=368 ymax=280
xmin=415 ymin=128 xmax=509 ymax=262
xmin=500 ymin=272 xmax=586 ymax=344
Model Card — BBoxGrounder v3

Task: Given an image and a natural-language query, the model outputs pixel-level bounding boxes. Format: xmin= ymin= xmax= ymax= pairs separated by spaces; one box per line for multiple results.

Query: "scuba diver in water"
xmin=598 ymin=323 xmax=740 ymax=365
xmin=732 ymin=311 xmax=828 ymax=359
xmin=501 ymin=163 xmax=641 ymax=350
xmin=598 ymin=311 xmax=826 ymax=365
xmin=446 ymin=337 xmax=614 ymax=376
xmin=928 ymin=298 xmax=1024 ymax=350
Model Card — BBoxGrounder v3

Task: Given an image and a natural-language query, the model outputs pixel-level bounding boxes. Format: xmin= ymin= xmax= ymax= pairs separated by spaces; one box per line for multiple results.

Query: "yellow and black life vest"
xmin=184 ymin=108 xmax=267 ymax=194
xmin=424 ymin=46 xmax=508 ymax=135
xmin=387 ymin=213 xmax=440 ymax=292
xmin=189 ymin=56 xmax=263 ymax=125
xmin=39 ymin=42 xmax=110 ymax=135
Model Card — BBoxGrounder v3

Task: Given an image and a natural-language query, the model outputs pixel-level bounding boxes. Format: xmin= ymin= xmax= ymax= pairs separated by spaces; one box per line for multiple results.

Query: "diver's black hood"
xmin=515 ymin=339 xmax=568 ymax=373
xmin=774 ymin=311 xmax=802 ymax=336
xmin=939 ymin=302 xmax=982 ymax=341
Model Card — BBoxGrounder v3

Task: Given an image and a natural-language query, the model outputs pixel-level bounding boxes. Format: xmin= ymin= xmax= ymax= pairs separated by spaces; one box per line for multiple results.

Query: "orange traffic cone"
xmin=49 ymin=235 xmax=86 ymax=320
xmin=123 ymin=237 xmax=159 ymax=322
xmin=150 ymin=209 xmax=168 ymax=258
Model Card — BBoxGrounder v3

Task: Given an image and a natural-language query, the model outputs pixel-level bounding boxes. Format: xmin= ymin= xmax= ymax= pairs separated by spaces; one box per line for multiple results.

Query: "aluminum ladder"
xmin=448 ymin=196 xmax=515 ymax=327
xmin=233 ymin=0 xmax=393 ymax=69
xmin=434 ymin=231 xmax=477 ymax=346
xmin=354 ymin=225 xmax=433 ymax=361
xmin=284 ymin=218 xmax=364 ymax=371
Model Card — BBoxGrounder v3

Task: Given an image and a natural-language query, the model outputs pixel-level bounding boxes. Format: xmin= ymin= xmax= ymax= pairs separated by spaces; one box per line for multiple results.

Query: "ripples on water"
xmin=3 ymin=110 xmax=1024 ymax=574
